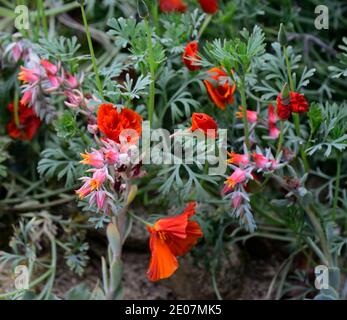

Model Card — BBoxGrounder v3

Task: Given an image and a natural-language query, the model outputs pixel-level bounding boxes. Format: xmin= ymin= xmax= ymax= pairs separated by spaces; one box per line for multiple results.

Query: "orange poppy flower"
xmin=182 ymin=41 xmax=201 ymax=71
xmin=97 ymin=103 xmax=142 ymax=144
xmin=203 ymin=67 xmax=236 ymax=110
xmin=191 ymin=112 xmax=218 ymax=138
xmin=199 ymin=0 xmax=218 ymax=14
xmin=159 ymin=0 xmax=187 ymax=12
xmin=147 ymin=202 xmax=203 ymax=281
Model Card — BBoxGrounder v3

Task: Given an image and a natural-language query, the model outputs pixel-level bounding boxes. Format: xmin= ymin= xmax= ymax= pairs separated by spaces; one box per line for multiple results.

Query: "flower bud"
xmin=278 ymin=23 xmax=288 ymax=46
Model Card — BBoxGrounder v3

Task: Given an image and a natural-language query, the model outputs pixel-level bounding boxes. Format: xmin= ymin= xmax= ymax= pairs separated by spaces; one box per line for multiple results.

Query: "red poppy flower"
xmin=97 ymin=103 xmax=143 ymax=144
xmin=276 ymin=93 xmax=291 ymax=120
xmin=7 ymin=102 xmax=41 ymax=141
xmin=204 ymin=67 xmax=236 ymax=110
xmin=198 ymin=0 xmax=218 ymax=14
xmin=159 ymin=0 xmax=187 ymax=12
xmin=290 ymin=92 xmax=309 ymax=113
xmin=147 ymin=202 xmax=203 ymax=281
xmin=191 ymin=112 xmax=218 ymax=138
xmin=182 ymin=41 xmax=201 ymax=71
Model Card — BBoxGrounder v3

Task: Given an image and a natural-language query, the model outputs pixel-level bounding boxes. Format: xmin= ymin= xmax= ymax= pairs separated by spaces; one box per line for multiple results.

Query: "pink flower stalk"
xmin=12 ymin=43 xmax=23 ymax=62
xmin=268 ymin=104 xmax=277 ymax=125
xmin=270 ymin=159 xmax=279 ymax=170
xmin=252 ymin=153 xmax=271 ymax=169
xmin=76 ymin=179 xmax=93 ymax=199
xmin=231 ymin=191 xmax=243 ymax=209
xmin=269 ymin=125 xmax=280 ymax=139
xmin=20 ymin=91 xmax=32 ymax=106
xmin=104 ymin=148 xmax=119 ymax=165
xmin=102 ymin=139 xmax=120 ymax=165
xmin=64 ymin=72 xmax=79 ymax=89
xmin=87 ymin=124 xmax=98 ymax=135
xmin=47 ymin=75 xmax=60 ymax=90
xmin=18 ymin=66 xmax=40 ymax=83
xmin=89 ymin=169 xmax=107 ymax=190
xmin=268 ymin=104 xmax=280 ymax=139
xmin=95 ymin=190 xmax=106 ymax=210
xmin=80 ymin=149 xmax=105 ymax=168
xmin=236 ymin=106 xmax=258 ymax=123
xmin=40 ymin=59 xmax=58 ymax=75
xmin=227 ymin=152 xmax=249 ymax=166
xmin=64 ymin=90 xmax=84 ymax=109
xmin=224 ymin=168 xmax=248 ymax=193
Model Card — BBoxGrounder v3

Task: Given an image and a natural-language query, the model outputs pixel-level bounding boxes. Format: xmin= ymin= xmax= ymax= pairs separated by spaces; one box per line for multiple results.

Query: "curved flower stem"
xmin=283 ymin=46 xmax=309 ymax=171
xmin=79 ymin=1 xmax=103 ymax=99
xmin=211 ymin=270 xmax=222 ymax=300
xmin=144 ymin=17 xmax=156 ymax=125
xmin=333 ymin=152 xmax=342 ymax=221
xmin=239 ymin=76 xmax=250 ymax=151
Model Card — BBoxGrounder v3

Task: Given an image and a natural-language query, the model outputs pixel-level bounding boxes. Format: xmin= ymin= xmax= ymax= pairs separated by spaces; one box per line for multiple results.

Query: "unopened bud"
xmin=278 ymin=23 xmax=288 ymax=46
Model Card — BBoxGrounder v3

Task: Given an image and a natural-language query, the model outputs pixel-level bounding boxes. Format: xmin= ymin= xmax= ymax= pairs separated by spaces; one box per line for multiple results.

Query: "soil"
xmin=51 ymin=249 xmax=279 ymax=300
xmin=1 ymin=215 xmax=282 ymax=300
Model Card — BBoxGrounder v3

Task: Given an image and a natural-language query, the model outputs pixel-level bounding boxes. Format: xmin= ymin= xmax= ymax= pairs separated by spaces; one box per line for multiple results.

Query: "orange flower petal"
xmin=166 ymin=220 xmax=203 ymax=256
xmin=153 ymin=211 xmax=188 ymax=239
xmin=204 ymin=80 xmax=227 ymax=110
xmin=147 ymin=233 xmax=179 ymax=281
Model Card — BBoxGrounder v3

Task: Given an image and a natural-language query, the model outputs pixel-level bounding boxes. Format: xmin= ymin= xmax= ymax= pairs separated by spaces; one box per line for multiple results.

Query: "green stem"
xmin=77 ymin=127 xmax=90 ymax=146
xmin=239 ymin=76 xmax=250 ymax=151
xmin=13 ymin=87 xmax=20 ymax=127
xmin=198 ymin=14 xmax=213 ymax=39
xmin=211 ymin=270 xmax=222 ymax=300
xmin=37 ymin=0 xmax=48 ymax=38
xmin=144 ymin=17 xmax=156 ymax=125
xmin=283 ymin=47 xmax=294 ymax=91
xmin=333 ymin=153 xmax=342 ymax=221
xmin=150 ymin=1 xmax=160 ymax=35
xmin=283 ymin=46 xmax=309 ymax=170
xmin=303 ymin=203 xmax=332 ymax=267
xmin=41 ymin=237 xmax=57 ymax=300
xmin=79 ymin=1 xmax=103 ymax=98
xmin=129 ymin=211 xmax=151 ymax=226
xmin=32 ymin=2 xmax=80 ymax=18
xmin=276 ymin=121 xmax=284 ymax=156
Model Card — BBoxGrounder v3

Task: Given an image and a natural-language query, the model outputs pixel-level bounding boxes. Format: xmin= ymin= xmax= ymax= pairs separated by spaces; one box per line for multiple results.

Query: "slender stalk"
xmin=198 ymin=14 xmax=213 ymax=39
xmin=13 ymin=87 xmax=20 ymax=127
xmin=333 ymin=152 xmax=342 ymax=221
xmin=144 ymin=17 xmax=156 ymax=125
xmin=283 ymin=47 xmax=294 ymax=91
xmin=276 ymin=121 xmax=284 ymax=156
xmin=303 ymin=203 xmax=332 ymax=267
xmin=43 ymin=237 xmax=57 ymax=299
xmin=129 ymin=211 xmax=151 ymax=226
xmin=32 ymin=2 xmax=80 ymax=18
xmin=150 ymin=1 xmax=160 ymax=35
xmin=283 ymin=46 xmax=309 ymax=170
xmin=37 ymin=0 xmax=48 ymax=38
xmin=79 ymin=1 xmax=103 ymax=98
xmin=77 ymin=127 xmax=90 ymax=146
xmin=211 ymin=270 xmax=222 ymax=300
xmin=239 ymin=76 xmax=250 ymax=151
